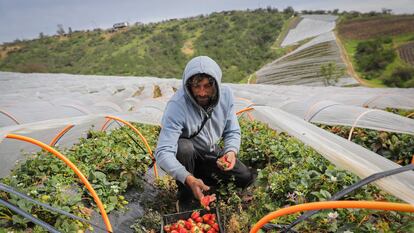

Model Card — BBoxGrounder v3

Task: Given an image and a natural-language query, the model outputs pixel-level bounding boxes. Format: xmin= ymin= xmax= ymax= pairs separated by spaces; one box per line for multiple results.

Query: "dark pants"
xmin=176 ymin=138 xmax=255 ymax=200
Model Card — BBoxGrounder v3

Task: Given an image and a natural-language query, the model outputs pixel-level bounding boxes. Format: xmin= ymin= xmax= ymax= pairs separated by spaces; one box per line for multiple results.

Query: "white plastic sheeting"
xmin=0 ymin=111 xmax=164 ymax=177
xmin=281 ymin=14 xmax=338 ymax=47
xmin=230 ymin=84 xmax=414 ymax=110
xmin=257 ymin=32 xmax=357 ymax=86
xmin=281 ymin=100 xmax=414 ymax=135
xmin=252 ymin=106 xmax=414 ymax=205
xmin=0 ymin=72 xmax=177 ymax=177
xmin=258 ymin=14 xmax=358 ymax=87
xmin=1 ymin=72 xmax=413 ymax=205
xmin=231 ymin=84 xmax=414 ymax=135
xmin=0 ymin=72 xmax=179 ymax=127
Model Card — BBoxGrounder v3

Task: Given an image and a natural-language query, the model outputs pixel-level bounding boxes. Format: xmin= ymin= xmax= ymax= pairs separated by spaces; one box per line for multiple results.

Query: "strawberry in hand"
xmin=217 ymin=156 xmax=230 ymax=169
xmin=217 ymin=151 xmax=236 ymax=171
xmin=200 ymin=194 xmax=216 ymax=210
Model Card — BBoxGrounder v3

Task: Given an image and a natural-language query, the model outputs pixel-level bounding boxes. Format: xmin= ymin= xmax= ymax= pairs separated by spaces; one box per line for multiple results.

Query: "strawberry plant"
xmin=232 ymin=119 xmax=414 ymax=232
xmin=1 ymin=119 xmax=413 ymax=232
xmin=318 ymin=124 xmax=414 ymax=165
xmin=0 ymin=123 xmax=160 ymax=232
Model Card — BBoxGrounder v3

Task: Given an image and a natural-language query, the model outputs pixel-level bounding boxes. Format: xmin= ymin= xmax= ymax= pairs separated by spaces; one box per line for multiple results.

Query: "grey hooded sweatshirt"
xmin=155 ymin=56 xmax=241 ymax=184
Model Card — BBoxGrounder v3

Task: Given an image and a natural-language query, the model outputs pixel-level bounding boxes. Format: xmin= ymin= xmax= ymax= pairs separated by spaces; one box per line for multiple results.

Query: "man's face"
xmin=190 ymin=77 xmax=214 ymax=107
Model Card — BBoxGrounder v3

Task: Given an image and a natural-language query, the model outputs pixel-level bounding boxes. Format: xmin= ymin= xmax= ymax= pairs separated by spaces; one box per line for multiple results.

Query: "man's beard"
xmin=195 ymin=96 xmax=211 ymax=107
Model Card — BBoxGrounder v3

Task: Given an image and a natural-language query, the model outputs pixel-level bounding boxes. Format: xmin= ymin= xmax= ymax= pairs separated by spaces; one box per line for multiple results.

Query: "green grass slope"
xmin=0 ymin=9 xmax=290 ymax=83
xmin=337 ymin=14 xmax=414 ymax=87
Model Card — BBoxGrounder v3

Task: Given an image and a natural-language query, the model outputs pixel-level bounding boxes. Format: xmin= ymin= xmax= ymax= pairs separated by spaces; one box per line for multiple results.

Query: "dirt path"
xmin=334 ymin=31 xmax=369 ymax=87
xmin=0 ymin=45 xmax=22 ymax=60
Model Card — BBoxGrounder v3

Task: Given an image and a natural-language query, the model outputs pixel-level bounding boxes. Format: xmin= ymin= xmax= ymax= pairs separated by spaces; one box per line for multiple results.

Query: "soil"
xmin=338 ymin=16 xmax=414 ymax=40
xmin=398 ymin=41 xmax=414 ymax=65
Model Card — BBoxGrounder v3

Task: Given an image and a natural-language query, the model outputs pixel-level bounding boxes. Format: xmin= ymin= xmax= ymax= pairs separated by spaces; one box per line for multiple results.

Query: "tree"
xmin=354 ymin=39 xmax=396 ymax=79
xmin=68 ymin=27 xmax=73 ymax=35
xmin=382 ymin=65 xmax=414 ymax=87
xmin=319 ymin=62 xmax=345 ymax=86
xmin=283 ymin=6 xmax=295 ymax=17
xmin=57 ymin=24 xmax=65 ymax=36
xmin=382 ymin=8 xmax=392 ymax=15
xmin=39 ymin=32 xmax=45 ymax=39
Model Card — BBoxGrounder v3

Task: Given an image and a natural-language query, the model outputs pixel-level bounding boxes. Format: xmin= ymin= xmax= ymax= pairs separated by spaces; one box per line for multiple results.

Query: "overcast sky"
xmin=1 ymin=0 xmax=413 ymax=44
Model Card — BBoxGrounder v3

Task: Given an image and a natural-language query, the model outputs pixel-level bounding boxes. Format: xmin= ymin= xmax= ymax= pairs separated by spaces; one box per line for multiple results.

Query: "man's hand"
xmin=217 ymin=151 xmax=236 ymax=171
xmin=185 ymin=175 xmax=210 ymax=200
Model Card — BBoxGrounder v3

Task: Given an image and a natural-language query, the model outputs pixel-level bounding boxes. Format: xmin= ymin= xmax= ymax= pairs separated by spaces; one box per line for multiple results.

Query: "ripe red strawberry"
xmin=201 ymin=195 xmax=216 ymax=209
xmin=206 ymin=219 xmax=215 ymax=226
xmin=171 ymin=223 xmax=178 ymax=230
xmin=202 ymin=213 xmax=211 ymax=222
xmin=195 ymin=216 xmax=203 ymax=223
xmin=185 ymin=220 xmax=193 ymax=230
xmin=218 ymin=156 xmax=231 ymax=169
xmin=212 ymin=223 xmax=219 ymax=231
xmin=191 ymin=211 xmax=200 ymax=220
xmin=187 ymin=218 xmax=195 ymax=225
xmin=210 ymin=214 xmax=216 ymax=222
xmin=164 ymin=224 xmax=172 ymax=232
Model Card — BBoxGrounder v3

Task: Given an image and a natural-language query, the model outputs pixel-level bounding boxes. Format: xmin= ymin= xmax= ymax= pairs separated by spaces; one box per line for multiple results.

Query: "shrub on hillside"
xmin=354 ymin=39 xmax=396 ymax=79
xmin=17 ymin=63 xmax=48 ymax=73
xmin=382 ymin=65 xmax=414 ymax=87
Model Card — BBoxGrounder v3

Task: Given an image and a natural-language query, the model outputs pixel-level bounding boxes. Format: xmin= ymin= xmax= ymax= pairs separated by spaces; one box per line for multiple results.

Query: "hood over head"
xmin=182 ymin=56 xmax=222 ymax=111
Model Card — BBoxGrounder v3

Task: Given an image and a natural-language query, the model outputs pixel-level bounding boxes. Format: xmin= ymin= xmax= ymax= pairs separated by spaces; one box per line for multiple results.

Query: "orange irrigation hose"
xmin=236 ymin=107 xmax=254 ymax=116
xmin=236 ymin=107 xmax=255 ymax=121
xmin=101 ymin=118 xmax=112 ymax=131
xmin=250 ymin=201 xmax=414 ymax=233
xmin=236 ymin=97 xmax=254 ymax=105
xmin=49 ymin=124 xmax=74 ymax=146
xmin=5 ymin=134 xmax=113 ymax=233
xmin=246 ymin=112 xmax=254 ymax=121
xmin=0 ymin=109 xmax=20 ymax=125
xmin=104 ymin=116 xmax=158 ymax=178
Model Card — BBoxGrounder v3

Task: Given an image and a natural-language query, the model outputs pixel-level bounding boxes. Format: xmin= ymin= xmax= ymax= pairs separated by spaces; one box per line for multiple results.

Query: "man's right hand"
xmin=185 ymin=175 xmax=210 ymax=200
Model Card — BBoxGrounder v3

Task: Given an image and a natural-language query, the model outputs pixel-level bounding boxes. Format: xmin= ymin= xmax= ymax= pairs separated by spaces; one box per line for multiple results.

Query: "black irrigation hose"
xmin=0 ymin=123 xmax=159 ymax=232
xmin=262 ymin=223 xmax=297 ymax=233
xmin=114 ymin=121 xmax=148 ymax=156
xmin=279 ymin=163 xmax=414 ymax=232
xmin=0 ymin=183 xmax=107 ymax=232
xmin=0 ymin=197 xmax=60 ymax=233
xmin=107 ymin=122 xmax=160 ymax=188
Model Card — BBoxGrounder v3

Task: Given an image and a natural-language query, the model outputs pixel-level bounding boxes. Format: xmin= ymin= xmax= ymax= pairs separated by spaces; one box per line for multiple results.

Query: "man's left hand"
xmin=217 ymin=151 xmax=236 ymax=171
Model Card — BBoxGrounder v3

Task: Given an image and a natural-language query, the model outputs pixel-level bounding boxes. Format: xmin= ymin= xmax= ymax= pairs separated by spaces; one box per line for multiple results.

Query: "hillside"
xmin=0 ymin=9 xmax=291 ymax=83
xmin=256 ymin=14 xmax=357 ymax=86
xmin=337 ymin=15 xmax=414 ymax=87
xmin=337 ymin=15 xmax=414 ymax=40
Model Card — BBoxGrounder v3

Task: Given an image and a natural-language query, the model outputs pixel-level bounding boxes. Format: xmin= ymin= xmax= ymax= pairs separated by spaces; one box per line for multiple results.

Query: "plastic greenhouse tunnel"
xmin=1 ymin=71 xmax=413 ymax=232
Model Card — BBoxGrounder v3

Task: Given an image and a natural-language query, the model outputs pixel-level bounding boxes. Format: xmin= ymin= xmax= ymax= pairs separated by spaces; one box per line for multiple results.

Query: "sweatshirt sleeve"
xmin=222 ymin=88 xmax=241 ymax=154
xmin=155 ymin=101 xmax=191 ymax=184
